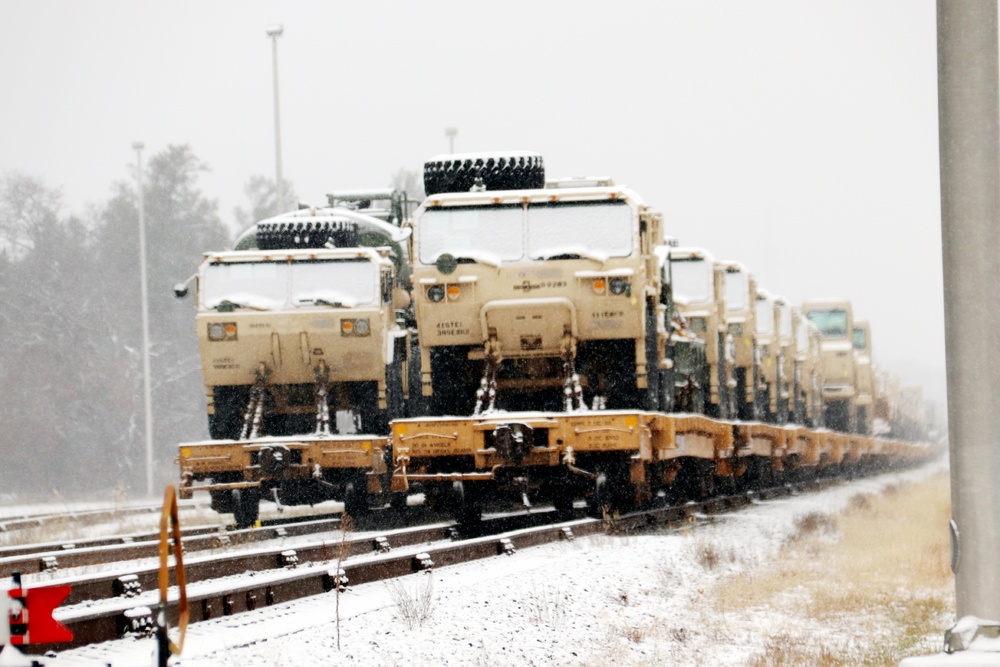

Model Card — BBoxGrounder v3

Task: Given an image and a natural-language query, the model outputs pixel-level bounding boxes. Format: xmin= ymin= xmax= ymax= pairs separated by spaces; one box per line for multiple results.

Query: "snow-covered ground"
xmin=23 ymin=461 xmax=946 ymax=667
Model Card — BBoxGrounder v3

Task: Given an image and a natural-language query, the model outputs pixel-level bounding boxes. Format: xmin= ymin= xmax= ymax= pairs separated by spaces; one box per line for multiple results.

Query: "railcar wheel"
xmin=587 ymin=473 xmax=610 ymax=518
xmin=210 ymin=489 xmax=236 ymax=514
xmin=683 ymin=460 xmax=716 ymax=501
xmin=343 ymin=481 xmax=370 ymax=519
xmin=553 ymin=491 xmax=575 ymax=520
xmin=452 ymin=481 xmax=483 ymax=528
xmin=233 ymin=488 xmax=260 ymax=529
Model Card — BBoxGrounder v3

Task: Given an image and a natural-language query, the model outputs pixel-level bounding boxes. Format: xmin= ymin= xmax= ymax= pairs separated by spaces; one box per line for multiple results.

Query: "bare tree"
xmin=232 ymin=175 xmax=297 ymax=233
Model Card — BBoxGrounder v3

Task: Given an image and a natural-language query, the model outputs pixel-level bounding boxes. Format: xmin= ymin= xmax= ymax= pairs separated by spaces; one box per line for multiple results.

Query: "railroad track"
xmin=23 ymin=481 xmax=819 ymax=657
xmin=0 ymin=500 xmax=212 ymax=539
xmin=1 ymin=514 xmax=347 ymax=580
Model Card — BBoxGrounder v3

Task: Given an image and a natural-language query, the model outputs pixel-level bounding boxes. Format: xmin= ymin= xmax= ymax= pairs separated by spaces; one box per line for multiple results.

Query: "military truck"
xmin=774 ymin=295 xmax=794 ymax=423
xmin=668 ymin=247 xmax=735 ymax=419
xmin=408 ymin=152 xmax=668 ymax=415
xmin=802 ymin=299 xmax=858 ymax=433
xmin=174 ymin=198 xmax=413 ymax=526
xmin=718 ymin=260 xmax=762 ymax=421
xmin=790 ymin=308 xmax=824 ymax=427
xmin=852 ymin=320 xmax=874 ymax=435
xmin=181 ymin=244 xmax=409 ymax=440
xmin=754 ymin=289 xmax=783 ymax=423
xmin=177 ymin=199 xmax=413 ymax=439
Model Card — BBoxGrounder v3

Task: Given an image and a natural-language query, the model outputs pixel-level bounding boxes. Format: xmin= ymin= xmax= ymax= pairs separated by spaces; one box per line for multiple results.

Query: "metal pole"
xmin=133 ymin=141 xmax=155 ymax=498
xmin=938 ymin=0 xmax=1000 ymax=622
xmin=445 ymin=127 xmax=457 ymax=154
xmin=267 ymin=25 xmax=285 ymax=215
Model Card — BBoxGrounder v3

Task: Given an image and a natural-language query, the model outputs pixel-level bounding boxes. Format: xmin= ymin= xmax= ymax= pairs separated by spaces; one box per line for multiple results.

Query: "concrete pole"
xmin=133 ymin=141 xmax=155 ymax=498
xmin=267 ymin=25 xmax=285 ymax=215
xmin=937 ymin=0 xmax=1000 ymax=621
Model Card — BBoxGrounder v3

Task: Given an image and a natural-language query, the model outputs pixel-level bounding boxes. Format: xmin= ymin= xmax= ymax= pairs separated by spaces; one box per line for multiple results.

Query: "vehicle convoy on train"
xmin=387 ymin=152 xmax=930 ymax=523
xmin=176 ymin=152 xmax=932 ymax=527
xmin=175 ymin=190 xmax=415 ymax=525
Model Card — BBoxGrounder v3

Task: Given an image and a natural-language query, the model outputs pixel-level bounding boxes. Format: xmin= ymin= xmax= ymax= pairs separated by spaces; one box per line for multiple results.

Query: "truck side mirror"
xmin=174 ymin=283 xmax=189 ymax=298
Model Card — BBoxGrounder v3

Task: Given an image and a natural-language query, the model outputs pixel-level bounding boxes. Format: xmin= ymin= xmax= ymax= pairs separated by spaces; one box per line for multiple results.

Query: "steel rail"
xmin=1 ymin=517 xmax=341 ymax=580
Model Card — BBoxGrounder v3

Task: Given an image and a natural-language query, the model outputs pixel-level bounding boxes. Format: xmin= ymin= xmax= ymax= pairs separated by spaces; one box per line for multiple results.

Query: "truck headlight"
xmin=609 ymin=277 xmax=629 ymax=295
xmin=341 ymin=318 xmax=371 ymax=336
xmin=208 ymin=322 xmax=237 ymax=341
xmin=427 ymin=285 xmax=445 ymax=302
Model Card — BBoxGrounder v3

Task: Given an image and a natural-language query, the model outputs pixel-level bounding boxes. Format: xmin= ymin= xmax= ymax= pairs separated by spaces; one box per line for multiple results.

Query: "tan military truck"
xmin=718 ymin=260 xmax=762 ymax=421
xmin=408 ymin=153 xmax=668 ymax=415
xmin=802 ymin=299 xmax=858 ymax=433
xmin=174 ymin=201 xmax=413 ymax=526
xmin=774 ymin=295 xmax=794 ymax=423
xmin=754 ymin=288 xmax=783 ymax=423
xmin=791 ymin=308 xmax=824 ymax=427
xmin=181 ymin=244 xmax=409 ymax=440
xmin=852 ymin=320 xmax=874 ymax=435
xmin=668 ymin=247 xmax=735 ymax=419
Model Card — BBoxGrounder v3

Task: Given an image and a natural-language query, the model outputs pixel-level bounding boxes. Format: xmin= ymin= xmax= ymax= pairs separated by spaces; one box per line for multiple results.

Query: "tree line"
xmin=0 ymin=146 xmax=286 ymax=498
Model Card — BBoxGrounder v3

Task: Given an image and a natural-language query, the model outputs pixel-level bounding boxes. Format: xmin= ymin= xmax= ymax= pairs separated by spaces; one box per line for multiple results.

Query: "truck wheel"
xmin=233 ymin=488 xmax=260 ymax=529
xmin=430 ymin=346 xmax=477 ymax=416
xmin=406 ymin=334 xmax=429 ymax=417
xmin=423 ymin=152 xmax=544 ymax=195
xmin=209 ymin=386 xmax=250 ymax=440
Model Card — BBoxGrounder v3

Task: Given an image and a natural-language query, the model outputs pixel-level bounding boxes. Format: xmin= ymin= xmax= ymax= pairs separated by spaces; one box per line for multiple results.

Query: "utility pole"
xmin=903 ymin=2 xmax=1000 ymax=663
xmin=267 ymin=24 xmax=285 ymax=215
xmin=133 ymin=141 xmax=154 ymax=497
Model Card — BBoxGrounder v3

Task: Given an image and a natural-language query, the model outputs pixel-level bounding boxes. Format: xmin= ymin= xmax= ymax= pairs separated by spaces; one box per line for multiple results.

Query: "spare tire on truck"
xmin=423 ymin=151 xmax=545 ymax=195
xmin=255 ymin=220 xmax=359 ymax=250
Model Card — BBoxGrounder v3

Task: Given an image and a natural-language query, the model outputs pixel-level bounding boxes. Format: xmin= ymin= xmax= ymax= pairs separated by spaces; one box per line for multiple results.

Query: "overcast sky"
xmin=0 ymin=1 xmax=945 ymax=404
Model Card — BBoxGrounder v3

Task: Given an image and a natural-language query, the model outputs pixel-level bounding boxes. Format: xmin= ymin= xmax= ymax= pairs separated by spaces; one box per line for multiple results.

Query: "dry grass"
xmin=711 ymin=472 xmax=954 ymax=665
xmin=748 ymin=634 xmax=858 ymax=667
xmin=386 ymin=574 xmax=435 ymax=630
xmin=525 ymin=582 xmax=567 ymax=627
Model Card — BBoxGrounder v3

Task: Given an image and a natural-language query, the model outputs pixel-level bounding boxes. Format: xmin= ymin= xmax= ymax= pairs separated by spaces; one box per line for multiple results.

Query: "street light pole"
xmin=267 ymin=24 xmax=285 ymax=215
xmin=132 ymin=141 xmax=154 ymax=497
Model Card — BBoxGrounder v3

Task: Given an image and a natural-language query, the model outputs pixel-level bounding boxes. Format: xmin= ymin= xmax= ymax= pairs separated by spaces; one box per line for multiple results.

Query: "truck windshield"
xmin=806 ymin=308 xmax=849 ymax=338
xmin=778 ymin=303 xmax=792 ymax=337
xmin=671 ymin=258 xmax=712 ymax=304
xmin=756 ymin=298 xmax=773 ymax=335
xmin=417 ymin=199 xmax=634 ymax=264
xmin=418 ymin=204 xmax=524 ymax=264
xmin=796 ymin=318 xmax=809 ymax=353
xmin=527 ymin=200 xmax=632 ymax=259
xmin=852 ymin=327 xmax=867 ymax=352
xmin=202 ymin=259 xmax=377 ymax=309
xmin=723 ymin=270 xmax=748 ymax=311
